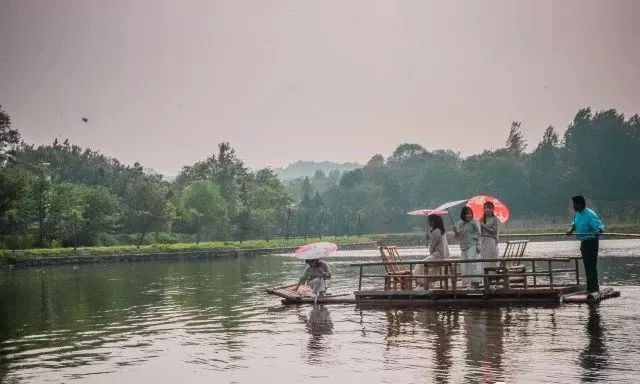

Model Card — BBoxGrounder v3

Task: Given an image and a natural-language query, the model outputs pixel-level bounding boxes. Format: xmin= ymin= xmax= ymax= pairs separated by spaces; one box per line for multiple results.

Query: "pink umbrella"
xmin=407 ymin=208 xmax=448 ymax=216
xmin=295 ymin=242 xmax=338 ymax=260
xmin=466 ymin=195 xmax=510 ymax=224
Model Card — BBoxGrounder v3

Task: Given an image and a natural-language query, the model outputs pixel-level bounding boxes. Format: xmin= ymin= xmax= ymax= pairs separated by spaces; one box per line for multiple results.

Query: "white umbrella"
xmin=433 ymin=199 xmax=468 ymax=211
xmin=295 ymin=242 xmax=338 ymax=260
xmin=434 ymin=199 xmax=468 ymax=226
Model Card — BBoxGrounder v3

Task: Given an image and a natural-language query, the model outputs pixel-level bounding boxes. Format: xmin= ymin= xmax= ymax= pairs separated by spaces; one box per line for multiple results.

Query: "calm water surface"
xmin=2 ymin=239 xmax=640 ymax=383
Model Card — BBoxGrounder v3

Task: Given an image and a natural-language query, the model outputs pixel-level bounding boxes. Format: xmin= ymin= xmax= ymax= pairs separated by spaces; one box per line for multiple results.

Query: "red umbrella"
xmin=407 ymin=208 xmax=448 ymax=216
xmin=466 ymin=195 xmax=510 ymax=223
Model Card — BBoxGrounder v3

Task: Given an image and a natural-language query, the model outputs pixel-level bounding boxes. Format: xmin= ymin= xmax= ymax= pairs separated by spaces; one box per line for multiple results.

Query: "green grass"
xmin=0 ymin=236 xmax=374 ymax=263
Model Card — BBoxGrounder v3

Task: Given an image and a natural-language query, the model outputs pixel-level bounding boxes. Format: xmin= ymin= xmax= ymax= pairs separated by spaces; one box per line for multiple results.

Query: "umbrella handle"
xmin=447 ymin=210 xmax=456 ymax=228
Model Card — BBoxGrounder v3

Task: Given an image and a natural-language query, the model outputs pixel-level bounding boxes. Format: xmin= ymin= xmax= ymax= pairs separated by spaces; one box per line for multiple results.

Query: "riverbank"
xmin=4 ymin=227 xmax=640 ymax=267
xmin=0 ymin=237 xmax=376 ymax=267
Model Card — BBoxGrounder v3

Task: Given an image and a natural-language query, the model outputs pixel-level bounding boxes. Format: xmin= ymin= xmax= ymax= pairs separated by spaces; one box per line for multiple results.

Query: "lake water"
xmin=2 ymin=239 xmax=640 ymax=383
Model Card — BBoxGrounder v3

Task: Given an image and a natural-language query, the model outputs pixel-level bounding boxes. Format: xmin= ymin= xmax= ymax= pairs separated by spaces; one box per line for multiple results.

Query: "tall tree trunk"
xmin=38 ymin=207 xmax=45 ymax=248
xmin=138 ymin=230 xmax=147 ymax=248
xmin=73 ymin=224 xmax=78 ymax=250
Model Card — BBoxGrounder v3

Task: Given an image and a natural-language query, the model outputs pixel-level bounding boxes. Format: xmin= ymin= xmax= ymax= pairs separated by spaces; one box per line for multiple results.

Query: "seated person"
xmin=294 ymin=259 xmax=331 ymax=300
xmin=414 ymin=214 xmax=450 ymax=289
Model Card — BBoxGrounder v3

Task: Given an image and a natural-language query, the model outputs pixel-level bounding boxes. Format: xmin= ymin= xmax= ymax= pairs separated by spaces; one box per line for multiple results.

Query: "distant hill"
xmin=275 ymin=160 xmax=361 ymax=180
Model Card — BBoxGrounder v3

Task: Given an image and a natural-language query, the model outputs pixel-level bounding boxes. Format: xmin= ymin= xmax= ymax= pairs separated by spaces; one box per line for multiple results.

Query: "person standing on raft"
xmin=480 ymin=201 xmax=500 ymax=265
xmin=453 ymin=206 xmax=482 ymax=288
xmin=566 ymin=195 xmax=605 ymax=296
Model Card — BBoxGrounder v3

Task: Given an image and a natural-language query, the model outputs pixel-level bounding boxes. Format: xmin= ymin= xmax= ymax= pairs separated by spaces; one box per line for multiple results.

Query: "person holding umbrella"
xmin=480 ymin=201 xmax=500 ymax=260
xmin=453 ymin=206 xmax=482 ymax=288
xmin=565 ymin=196 xmax=605 ymax=297
xmin=294 ymin=242 xmax=335 ymax=303
xmin=413 ymin=214 xmax=450 ymax=289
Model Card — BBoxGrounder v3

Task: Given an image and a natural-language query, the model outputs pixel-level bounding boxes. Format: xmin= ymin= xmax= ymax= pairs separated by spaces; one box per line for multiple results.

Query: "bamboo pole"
xmin=501 ymin=232 xmax=640 ymax=238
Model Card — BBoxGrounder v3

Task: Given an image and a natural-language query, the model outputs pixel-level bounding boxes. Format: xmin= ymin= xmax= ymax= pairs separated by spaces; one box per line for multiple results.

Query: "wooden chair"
xmin=379 ymin=246 xmax=412 ymax=291
xmin=484 ymin=240 xmax=529 ymax=289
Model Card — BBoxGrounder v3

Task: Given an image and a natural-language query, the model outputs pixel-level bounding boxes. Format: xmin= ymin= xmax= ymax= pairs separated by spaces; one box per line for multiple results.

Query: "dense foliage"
xmin=286 ymin=109 xmax=640 ymax=234
xmin=1 ymin=105 xmax=639 ymax=250
xmin=0 ymin=106 xmax=293 ymax=249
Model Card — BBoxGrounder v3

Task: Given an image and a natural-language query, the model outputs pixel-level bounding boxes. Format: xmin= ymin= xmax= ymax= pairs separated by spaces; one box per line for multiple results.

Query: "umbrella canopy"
xmin=466 ymin=195 xmax=510 ymax=223
xmin=407 ymin=208 xmax=448 ymax=216
xmin=295 ymin=242 xmax=338 ymax=260
xmin=433 ymin=199 xmax=468 ymax=212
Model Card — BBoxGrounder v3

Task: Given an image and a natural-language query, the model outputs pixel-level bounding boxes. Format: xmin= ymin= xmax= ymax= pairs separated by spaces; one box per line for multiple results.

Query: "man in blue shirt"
xmin=566 ymin=195 xmax=605 ymax=295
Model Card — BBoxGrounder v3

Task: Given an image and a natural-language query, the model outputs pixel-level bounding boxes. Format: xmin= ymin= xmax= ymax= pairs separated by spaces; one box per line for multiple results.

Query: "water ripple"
xmin=1 ymin=242 xmax=640 ymax=383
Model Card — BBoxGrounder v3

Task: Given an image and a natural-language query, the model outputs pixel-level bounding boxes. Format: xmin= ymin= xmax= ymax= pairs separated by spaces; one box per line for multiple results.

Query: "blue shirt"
xmin=571 ymin=208 xmax=605 ymax=241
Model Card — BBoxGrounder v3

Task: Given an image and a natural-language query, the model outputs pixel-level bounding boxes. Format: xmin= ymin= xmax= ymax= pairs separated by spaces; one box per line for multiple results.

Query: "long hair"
xmin=427 ymin=214 xmax=446 ymax=235
xmin=482 ymin=201 xmax=495 ymax=223
xmin=460 ymin=206 xmax=473 ymax=221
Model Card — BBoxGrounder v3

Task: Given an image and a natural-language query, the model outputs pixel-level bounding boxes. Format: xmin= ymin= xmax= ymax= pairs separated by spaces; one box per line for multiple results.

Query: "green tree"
xmin=124 ymin=180 xmax=175 ymax=247
xmin=0 ymin=105 xmax=21 ymax=163
xmin=506 ymin=121 xmax=527 ymax=154
xmin=528 ymin=126 xmax=564 ymax=215
xmin=181 ymin=180 xmax=228 ymax=242
xmin=31 ymin=166 xmax=53 ymax=247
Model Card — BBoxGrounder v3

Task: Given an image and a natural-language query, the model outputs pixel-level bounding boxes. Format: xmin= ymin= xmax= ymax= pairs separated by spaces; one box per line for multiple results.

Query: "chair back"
xmin=501 ymin=240 xmax=529 ymax=267
xmin=379 ymin=246 xmax=407 ymax=274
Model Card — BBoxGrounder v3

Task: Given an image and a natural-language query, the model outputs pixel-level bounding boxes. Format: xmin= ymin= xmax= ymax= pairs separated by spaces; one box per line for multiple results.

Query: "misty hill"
xmin=275 ymin=160 xmax=361 ymax=180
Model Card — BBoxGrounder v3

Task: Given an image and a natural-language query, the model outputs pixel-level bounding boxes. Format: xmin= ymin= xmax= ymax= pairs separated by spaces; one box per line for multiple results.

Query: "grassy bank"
xmin=0 ymin=236 xmax=374 ymax=263
xmin=4 ymin=224 xmax=640 ymax=264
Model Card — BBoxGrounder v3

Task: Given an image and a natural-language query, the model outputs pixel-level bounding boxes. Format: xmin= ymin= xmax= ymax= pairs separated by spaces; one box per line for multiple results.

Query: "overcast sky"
xmin=1 ymin=0 xmax=639 ymax=175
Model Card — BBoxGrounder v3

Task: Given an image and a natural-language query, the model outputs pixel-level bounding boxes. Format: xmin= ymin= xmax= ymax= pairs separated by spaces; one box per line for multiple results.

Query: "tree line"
xmin=1 ymin=105 xmax=640 ymax=249
xmin=285 ymin=108 xmax=640 ymax=235
xmin=1 ymin=106 xmax=293 ymax=249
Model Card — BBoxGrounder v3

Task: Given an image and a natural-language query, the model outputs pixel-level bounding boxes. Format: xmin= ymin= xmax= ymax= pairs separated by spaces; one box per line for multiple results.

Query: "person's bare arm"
xmin=295 ymin=267 xmax=310 ymax=290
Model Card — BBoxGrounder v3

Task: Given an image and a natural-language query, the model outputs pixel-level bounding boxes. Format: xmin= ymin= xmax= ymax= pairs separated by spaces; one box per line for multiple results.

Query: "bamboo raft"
xmin=562 ymin=287 xmax=620 ymax=304
xmin=267 ymin=242 xmax=621 ymax=307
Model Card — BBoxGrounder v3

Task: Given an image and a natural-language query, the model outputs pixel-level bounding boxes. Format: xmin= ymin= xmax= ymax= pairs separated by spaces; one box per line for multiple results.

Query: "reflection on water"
xmin=299 ymin=306 xmax=334 ymax=364
xmin=579 ymin=306 xmax=608 ymax=383
xmin=1 ymin=240 xmax=640 ymax=383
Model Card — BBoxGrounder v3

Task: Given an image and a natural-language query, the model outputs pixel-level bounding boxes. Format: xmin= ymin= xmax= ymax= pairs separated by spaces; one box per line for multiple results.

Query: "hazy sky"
xmin=1 ymin=0 xmax=639 ymax=175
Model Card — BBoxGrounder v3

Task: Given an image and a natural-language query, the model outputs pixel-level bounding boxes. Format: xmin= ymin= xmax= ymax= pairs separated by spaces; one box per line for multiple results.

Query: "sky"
xmin=1 ymin=0 xmax=639 ymax=175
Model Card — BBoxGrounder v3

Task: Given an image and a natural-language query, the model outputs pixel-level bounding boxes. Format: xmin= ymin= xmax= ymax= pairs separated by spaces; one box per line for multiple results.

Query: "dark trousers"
xmin=580 ymin=239 xmax=600 ymax=293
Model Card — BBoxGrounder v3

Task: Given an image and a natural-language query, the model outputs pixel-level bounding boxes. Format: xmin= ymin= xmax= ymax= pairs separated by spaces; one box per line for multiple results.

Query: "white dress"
xmin=414 ymin=228 xmax=450 ymax=288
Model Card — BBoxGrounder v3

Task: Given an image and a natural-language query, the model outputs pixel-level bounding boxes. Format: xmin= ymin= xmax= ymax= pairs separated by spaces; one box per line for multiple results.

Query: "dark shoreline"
xmin=2 ymin=242 xmax=378 ymax=268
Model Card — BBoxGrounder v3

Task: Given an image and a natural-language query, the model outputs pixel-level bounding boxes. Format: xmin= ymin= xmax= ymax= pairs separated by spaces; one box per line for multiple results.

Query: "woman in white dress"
xmin=453 ymin=206 xmax=482 ymax=288
xmin=480 ymin=201 xmax=500 ymax=266
xmin=414 ymin=214 xmax=450 ymax=289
